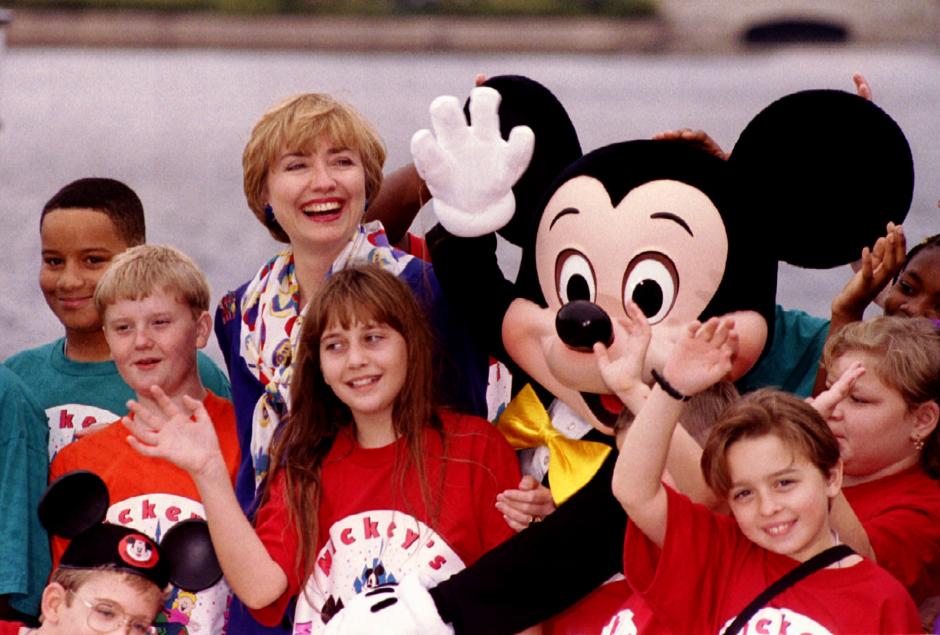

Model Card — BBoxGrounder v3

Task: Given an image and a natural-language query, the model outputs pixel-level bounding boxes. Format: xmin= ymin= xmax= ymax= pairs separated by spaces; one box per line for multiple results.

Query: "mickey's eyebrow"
xmin=549 ymin=207 xmax=579 ymax=230
xmin=651 ymin=212 xmax=693 ymax=237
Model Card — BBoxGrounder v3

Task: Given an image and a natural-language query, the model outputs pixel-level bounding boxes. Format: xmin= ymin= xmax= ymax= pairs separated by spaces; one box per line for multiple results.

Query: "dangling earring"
xmin=913 ymin=436 xmax=925 ymax=452
xmin=263 ymin=204 xmax=276 ymax=226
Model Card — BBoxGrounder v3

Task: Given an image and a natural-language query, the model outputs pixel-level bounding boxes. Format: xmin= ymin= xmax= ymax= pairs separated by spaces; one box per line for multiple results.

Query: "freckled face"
xmin=102 ymin=288 xmax=211 ymax=402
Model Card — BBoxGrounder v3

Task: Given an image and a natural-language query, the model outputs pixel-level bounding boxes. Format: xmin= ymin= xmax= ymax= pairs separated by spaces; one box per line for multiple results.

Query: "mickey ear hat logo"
xmin=39 ymin=471 xmax=222 ymax=592
xmin=119 ymin=533 xmax=160 ymax=568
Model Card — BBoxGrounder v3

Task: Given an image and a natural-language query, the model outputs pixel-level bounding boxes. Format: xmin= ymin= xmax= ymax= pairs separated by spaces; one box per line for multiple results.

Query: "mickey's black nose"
xmin=555 ymin=300 xmax=613 ymax=352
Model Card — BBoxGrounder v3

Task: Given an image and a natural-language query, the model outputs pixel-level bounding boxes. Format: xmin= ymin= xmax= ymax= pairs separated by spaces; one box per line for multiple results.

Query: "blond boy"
xmin=49 ymin=245 xmax=240 ymax=634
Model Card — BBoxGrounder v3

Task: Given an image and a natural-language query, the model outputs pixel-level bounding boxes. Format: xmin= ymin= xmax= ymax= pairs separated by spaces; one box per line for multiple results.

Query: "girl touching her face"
xmin=820 ymin=316 xmax=940 ymax=615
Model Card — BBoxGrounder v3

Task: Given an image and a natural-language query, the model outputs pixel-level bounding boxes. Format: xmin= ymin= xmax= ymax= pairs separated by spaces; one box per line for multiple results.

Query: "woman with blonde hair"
xmin=214 ymin=94 xmax=487 ymax=635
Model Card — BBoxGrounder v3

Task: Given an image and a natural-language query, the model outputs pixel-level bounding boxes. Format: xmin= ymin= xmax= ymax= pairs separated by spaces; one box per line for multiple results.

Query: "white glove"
xmin=411 ymin=86 xmax=535 ymax=237
xmin=323 ymin=575 xmax=454 ymax=635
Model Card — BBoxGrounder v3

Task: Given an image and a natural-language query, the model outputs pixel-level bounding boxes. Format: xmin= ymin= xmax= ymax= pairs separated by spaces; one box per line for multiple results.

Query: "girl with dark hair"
xmin=882 ymin=233 xmax=940 ymax=320
xmin=123 ymin=265 xmax=522 ymax=634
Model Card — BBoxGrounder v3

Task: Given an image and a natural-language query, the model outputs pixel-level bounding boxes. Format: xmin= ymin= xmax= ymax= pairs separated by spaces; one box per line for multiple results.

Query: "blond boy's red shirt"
xmin=48 ymin=391 xmax=239 ymax=566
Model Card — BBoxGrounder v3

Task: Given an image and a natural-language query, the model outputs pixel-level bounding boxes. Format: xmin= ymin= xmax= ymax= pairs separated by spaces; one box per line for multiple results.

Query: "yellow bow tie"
xmin=497 ymin=384 xmax=612 ymax=505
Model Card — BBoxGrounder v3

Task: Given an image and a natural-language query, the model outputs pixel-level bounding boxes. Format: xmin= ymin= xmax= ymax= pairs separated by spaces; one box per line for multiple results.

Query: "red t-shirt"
xmin=545 ymin=578 xmax=632 ymax=635
xmin=0 ymin=621 xmax=24 ymax=634
xmin=251 ymin=410 xmax=521 ymax=630
xmin=844 ymin=465 xmax=940 ymax=603
xmin=48 ymin=392 xmax=240 ymax=635
xmin=608 ymin=486 xmax=921 ymax=635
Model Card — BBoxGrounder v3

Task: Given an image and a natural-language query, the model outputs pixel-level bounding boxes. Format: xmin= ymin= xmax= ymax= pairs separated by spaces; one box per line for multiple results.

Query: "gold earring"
xmin=913 ymin=437 xmax=925 ymax=452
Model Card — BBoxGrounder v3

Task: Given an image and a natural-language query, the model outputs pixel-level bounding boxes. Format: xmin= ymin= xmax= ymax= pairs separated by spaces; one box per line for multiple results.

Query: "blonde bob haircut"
xmin=242 ymin=93 xmax=387 ymax=243
xmin=94 ymin=244 xmax=211 ymax=318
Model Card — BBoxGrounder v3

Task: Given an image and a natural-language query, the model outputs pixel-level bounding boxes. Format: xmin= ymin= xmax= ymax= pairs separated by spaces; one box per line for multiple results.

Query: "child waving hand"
xmin=122 ymin=265 xmax=522 ymax=634
xmin=605 ymin=311 xmax=920 ymax=634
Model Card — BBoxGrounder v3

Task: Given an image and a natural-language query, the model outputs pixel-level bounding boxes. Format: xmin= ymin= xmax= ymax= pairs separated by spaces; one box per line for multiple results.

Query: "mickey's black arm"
xmin=429 ymin=452 xmax=626 ymax=634
xmin=426 ymin=224 xmax=516 ymax=364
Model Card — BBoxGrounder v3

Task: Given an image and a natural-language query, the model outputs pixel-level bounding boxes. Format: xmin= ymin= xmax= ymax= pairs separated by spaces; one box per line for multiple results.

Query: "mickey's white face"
xmin=503 ymin=175 xmax=760 ymax=432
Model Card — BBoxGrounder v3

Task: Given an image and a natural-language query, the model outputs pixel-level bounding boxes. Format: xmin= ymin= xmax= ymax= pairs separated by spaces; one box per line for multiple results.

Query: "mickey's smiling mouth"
xmin=580 ymin=392 xmax=624 ymax=427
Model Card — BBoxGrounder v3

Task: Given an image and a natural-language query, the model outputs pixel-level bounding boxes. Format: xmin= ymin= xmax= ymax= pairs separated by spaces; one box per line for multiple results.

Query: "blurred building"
xmin=659 ymin=0 xmax=940 ymax=51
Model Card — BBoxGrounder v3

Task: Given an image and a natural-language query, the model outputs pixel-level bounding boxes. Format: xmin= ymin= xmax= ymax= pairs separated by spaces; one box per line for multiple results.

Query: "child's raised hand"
xmin=834 ymin=223 xmax=905 ymax=317
xmin=122 ymin=386 xmax=223 ymax=477
xmin=807 ymin=360 xmax=865 ymax=419
xmin=594 ymin=302 xmax=652 ymax=410
xmin=660 ymin=317 xmax=737 ymax=398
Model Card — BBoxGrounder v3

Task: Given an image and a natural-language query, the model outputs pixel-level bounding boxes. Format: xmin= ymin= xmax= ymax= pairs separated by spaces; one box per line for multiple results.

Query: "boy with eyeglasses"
xmin=0 ymin=526 xmax=167 ymax=635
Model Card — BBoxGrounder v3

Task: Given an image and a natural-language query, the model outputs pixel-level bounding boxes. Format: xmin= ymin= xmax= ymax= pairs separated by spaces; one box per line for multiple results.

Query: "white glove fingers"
xmin=429 ymin=95 xmax=469 ymax=148
xmin=468 ymin=86 xmax=503 ymax=143
xmin=504 ymin=125 xmax=536 ymax=181
xmin=410 ymin=129 xmax=448 ymax=181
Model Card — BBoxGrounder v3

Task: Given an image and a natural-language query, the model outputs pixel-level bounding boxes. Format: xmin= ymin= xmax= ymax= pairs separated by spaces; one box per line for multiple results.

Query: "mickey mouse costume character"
xmin=325 ymin=77 xmax=914 ymax=634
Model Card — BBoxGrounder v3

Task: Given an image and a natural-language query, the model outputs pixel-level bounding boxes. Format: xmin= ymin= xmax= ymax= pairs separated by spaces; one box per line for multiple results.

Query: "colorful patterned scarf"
xmin=238 ymin=221 xmax=414 ymax=490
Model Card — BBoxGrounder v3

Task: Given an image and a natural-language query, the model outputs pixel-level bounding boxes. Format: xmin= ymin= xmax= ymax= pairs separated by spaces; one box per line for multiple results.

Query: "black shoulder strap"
xmin=724 ymin=544 xmax=855 ymax=635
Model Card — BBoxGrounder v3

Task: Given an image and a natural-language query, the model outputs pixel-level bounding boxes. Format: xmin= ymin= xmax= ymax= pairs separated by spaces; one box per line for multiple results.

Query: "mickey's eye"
xmin=622 ymin=252 xmax=678 ymax=324
xmin=555 ymin=249 xmax=596 ymax=304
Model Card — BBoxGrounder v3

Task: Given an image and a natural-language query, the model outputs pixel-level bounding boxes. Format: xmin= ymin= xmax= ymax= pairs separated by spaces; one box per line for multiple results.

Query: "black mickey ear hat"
xmin=39 ymin=471 xmax=222 ymax=592
xmin=159 ymin=519 xmax=223 ymax=592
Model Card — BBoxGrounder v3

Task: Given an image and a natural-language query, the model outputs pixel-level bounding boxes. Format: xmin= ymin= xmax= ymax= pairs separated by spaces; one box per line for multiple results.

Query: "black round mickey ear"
xmin=728 ymin=89 xmax=913 ymax=269
xmin=159 ymin=519 xmax=223 ymax=592
xmin=466 ymin=75 xmax=582 ymax=246
xmin=38 ymin=471 xmax=109 ymax=538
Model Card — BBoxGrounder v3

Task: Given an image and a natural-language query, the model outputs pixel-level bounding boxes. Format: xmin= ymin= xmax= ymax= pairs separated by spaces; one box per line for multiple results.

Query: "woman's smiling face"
xmin=265 ymin=135 xmax=366 ymax=257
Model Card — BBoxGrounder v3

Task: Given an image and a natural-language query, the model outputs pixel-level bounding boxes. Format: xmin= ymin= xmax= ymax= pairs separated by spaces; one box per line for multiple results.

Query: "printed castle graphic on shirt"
xmin=107 ymin=494 xmax=231 ymax=635
xmin=292 ymin=510 xmax=465 ymax=634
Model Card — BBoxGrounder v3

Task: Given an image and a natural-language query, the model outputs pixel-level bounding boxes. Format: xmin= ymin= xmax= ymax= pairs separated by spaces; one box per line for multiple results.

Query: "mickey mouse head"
xmin=418 ymin=78 xmax=913 ymax=433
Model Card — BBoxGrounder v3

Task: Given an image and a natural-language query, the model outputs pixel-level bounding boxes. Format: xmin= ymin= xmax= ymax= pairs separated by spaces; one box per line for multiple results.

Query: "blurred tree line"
xmin=7 ymin=0 xmax=655 ymax=16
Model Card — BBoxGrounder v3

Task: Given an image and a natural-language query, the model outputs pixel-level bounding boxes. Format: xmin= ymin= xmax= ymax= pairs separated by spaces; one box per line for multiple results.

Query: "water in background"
xmin=1 ymin=45 xmax=939 ymax=363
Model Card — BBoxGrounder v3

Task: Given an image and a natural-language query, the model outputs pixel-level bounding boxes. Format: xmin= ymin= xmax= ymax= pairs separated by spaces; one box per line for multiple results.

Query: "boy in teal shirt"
xmin=4 ymin=178 xmax=229 ymax=459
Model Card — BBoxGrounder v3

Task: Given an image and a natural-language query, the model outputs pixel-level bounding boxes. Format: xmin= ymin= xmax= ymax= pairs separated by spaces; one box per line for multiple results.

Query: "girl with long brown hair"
xmin=122 ymin=265 xmax=521 ymax=634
